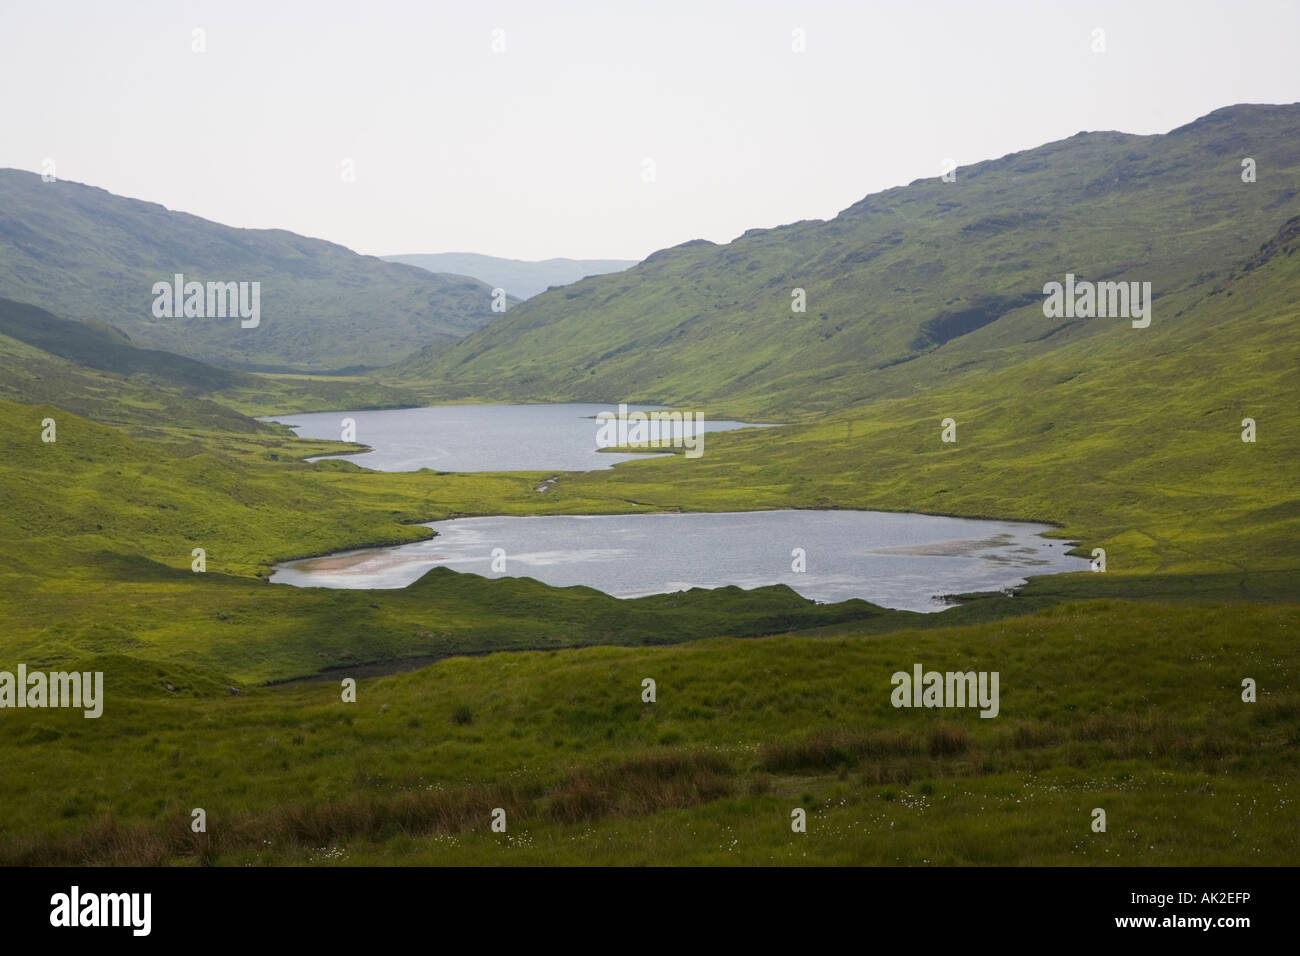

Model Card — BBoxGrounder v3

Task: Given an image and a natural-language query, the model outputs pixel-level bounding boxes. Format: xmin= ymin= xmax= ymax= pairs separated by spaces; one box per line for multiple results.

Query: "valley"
xmin=0 ymin=103 xmax=1296 ymax=868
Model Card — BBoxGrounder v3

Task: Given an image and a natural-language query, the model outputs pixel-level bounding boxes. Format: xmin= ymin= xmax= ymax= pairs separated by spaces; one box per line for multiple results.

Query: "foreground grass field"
xmin=1 ymin=601 xmax=1293 ymax=865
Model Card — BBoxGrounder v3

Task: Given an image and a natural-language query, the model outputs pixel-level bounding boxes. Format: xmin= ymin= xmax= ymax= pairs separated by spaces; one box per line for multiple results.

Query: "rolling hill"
xmin=0 ymin=295 xmax=425 ymax=431
xmin=0 ymin=169 xmax=511 ymax=372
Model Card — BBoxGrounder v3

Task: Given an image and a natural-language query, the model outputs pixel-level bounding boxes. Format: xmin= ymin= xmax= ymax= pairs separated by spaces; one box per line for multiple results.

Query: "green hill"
xmin=0 ymin=169 xmax=511 ymax=372
xmin=0 ymin=296 xmax=423 ymax=433
xmin=392 ymin=104 xmax=1300 ymax=419
xmin=0 ymin=296 xmax=246 ymax=391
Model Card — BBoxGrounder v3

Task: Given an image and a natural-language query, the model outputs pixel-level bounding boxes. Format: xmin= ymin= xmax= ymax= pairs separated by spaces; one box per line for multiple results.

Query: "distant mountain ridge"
xmin=383 ymin=252 xmax=638 ymax=299
xmin=0 ymin=170 xmax=510 ymax=372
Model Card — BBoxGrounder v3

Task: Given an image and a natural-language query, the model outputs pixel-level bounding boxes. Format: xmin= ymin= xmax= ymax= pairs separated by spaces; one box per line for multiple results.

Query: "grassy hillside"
xmin=0 ymin=169 xmax=512 ymax=371
xmin=0 ymin=295 xmax=428 ymax=432
xmin=557 ymin=215 xmax=1300 ymax=575
xmin=392 ymin=104 xmax=1300 ymax=419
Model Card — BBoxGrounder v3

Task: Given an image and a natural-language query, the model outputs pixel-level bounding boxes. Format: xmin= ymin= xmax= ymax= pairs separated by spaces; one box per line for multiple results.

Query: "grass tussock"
xmin=0 ymin=784 xmax=515 ymax=867
xmin=758 ymin=729 xmax=919 ymax=773
xmin=549 ymin=750 xmax=733 ymax=824
xmin=0 ymin=752 xmax=737 ymax=865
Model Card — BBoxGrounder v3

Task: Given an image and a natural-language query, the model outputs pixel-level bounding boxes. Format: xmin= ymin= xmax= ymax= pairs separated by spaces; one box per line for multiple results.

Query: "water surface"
xmin=271 ymin=510 xmax=1089 ymax=612
xmin=260 ymin=403 xmax=770 ymax=472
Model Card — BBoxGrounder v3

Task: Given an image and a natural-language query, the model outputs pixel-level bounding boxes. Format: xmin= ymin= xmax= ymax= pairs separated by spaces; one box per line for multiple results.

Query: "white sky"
xmin=1 ymin=0 xmax=1297 ymax=261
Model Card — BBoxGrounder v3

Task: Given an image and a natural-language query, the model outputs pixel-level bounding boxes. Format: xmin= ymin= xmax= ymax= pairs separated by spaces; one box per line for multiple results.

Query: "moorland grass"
xmin=0 ymin=601 xmax=1293 ymax=865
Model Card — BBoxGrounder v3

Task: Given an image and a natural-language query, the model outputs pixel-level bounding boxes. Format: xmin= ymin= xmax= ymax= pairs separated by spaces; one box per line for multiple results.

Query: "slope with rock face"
xmin=391 ymin=104 xmax=1300 ymax=418
xmin=0 ymin=170 xmax=507 ymax=372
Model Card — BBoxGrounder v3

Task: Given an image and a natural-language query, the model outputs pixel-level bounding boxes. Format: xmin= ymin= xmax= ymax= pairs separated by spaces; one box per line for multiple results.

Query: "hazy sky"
xmin=2 ymin=0 xmax=1297 ymax=261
